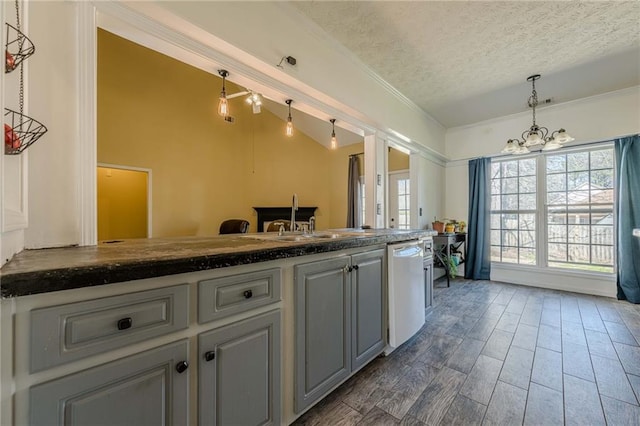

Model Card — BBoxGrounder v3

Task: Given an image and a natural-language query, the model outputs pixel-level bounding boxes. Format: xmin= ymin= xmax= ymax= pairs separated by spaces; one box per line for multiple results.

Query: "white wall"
xmin=16 ymin=0 xmax=447 ymax=249
xmin=24 ymin=1 xmax=80 ymax=248
xmin=443 ymin=87 xmax=640 ymax=296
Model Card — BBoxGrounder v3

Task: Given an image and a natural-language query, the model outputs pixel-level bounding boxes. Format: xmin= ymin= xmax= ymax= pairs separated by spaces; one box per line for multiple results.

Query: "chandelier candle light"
xmin=502 ymin=74 xmax=574 ymax=155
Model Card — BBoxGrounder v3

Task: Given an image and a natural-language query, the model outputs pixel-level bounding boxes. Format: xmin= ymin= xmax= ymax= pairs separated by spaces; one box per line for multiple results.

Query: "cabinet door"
xmin=29 ymin=340 xmax=189 ymax=426
xmin=425 ymin=260 xmax=434 ymax=314
xmin=294 ymin=257 xmax=351 ymax=413
xmin=199 ymin=310 xmax=281 ymax=426
xmin=351 ymin=249 xmax=386 ymax=372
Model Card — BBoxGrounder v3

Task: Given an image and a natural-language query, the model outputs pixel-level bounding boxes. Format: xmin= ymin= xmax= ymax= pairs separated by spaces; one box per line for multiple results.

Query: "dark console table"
xmin=433 ymin=233 xmax=467 ymax=287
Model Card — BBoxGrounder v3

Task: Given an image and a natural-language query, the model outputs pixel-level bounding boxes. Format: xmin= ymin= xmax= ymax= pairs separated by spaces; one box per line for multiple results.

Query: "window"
xmin=490 ymin=145 xmax=615 ymax=273
xmin=546 ymin=148 xmax=614 ymax=273
xmin=397 ymin=178 xmax=410 ymax=229
xmin=490 ymin=158 xmax=537 ymax=264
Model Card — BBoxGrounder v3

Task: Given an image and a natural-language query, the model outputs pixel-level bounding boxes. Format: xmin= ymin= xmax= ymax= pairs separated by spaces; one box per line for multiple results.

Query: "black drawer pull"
xmin=117 ymin=317 xmax=133 ymax=330
xmin=352 ymin=264 xmax=359 ymax=270
xmin=176 ymin=361 xmax=189 ymax=374
xmin=204 ymin=351 xmax=216 ymax=362
xmin=243 ymin=290 xmax=253 ymax=299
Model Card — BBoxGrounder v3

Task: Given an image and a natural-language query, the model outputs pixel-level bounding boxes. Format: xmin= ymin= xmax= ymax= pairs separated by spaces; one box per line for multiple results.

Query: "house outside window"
xmin=490 ymin=144 xmax=614 ymax=274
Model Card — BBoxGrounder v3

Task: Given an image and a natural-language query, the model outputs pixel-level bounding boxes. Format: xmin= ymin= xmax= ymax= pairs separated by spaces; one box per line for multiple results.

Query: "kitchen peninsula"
xmin=0 ymin=228 xmax=434 ymax=425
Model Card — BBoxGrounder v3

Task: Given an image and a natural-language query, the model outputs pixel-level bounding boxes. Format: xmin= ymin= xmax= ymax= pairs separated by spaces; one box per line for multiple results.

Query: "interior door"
xmin=97 ymin=166 xmax=149 ymax=240
xmin=388 ymin=171 xmax=410 ymax=229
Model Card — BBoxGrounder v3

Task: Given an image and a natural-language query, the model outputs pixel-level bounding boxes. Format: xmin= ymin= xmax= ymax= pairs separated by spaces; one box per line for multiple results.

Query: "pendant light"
xmin=502 ymin=74 xmax=574 ymax=155
xmin=217 ymin=69 xmax=229 ymax=117
xmin=330 ymin=119 xmax=337 ymax=150
xmin=285 ymin=99 xmax=294 ymax=137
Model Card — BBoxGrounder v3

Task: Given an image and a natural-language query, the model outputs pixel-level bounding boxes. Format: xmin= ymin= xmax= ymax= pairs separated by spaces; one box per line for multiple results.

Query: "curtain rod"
xmin=458 ymin=133 xmax=638 ymax=163
xmin=349 ymin=152 xmax=364 ymax=157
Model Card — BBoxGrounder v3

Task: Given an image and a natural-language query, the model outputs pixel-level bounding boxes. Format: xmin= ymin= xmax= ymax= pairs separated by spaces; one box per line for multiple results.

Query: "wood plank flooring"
xmin=293 ymin=278 xmax=640 ymax=425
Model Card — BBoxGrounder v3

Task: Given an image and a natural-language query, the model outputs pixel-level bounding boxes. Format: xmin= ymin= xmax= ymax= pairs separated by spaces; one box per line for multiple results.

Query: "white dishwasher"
xmin=386 ymin=240 xmax=425 ymax=354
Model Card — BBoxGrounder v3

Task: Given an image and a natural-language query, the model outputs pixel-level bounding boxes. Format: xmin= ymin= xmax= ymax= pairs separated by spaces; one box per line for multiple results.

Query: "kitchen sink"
xmin=241 ymin=232 xmax=354 ymax=242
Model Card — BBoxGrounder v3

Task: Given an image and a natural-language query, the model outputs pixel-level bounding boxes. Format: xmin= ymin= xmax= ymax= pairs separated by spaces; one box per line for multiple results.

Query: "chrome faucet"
xmin=309 ymin=216 xmax=316 ymax=234
xmin=291 ymin=193 xmax=298 ymax=232
xmin=272 ymin=222 xmax=285 ymax=236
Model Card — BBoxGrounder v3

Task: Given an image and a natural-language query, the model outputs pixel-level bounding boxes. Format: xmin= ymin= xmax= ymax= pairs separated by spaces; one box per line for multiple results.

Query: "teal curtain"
xmin=466 ymin=158 xmax=491 ymax=280
xmin=615 ymin=135 xmax=640 ymax=303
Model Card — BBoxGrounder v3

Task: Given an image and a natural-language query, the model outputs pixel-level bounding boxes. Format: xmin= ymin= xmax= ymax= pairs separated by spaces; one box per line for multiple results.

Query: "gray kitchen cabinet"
xmin=351 ymin=249 xmax=386 ymax=371
xmin=294 ymin=249 xmax=385 ymax=413
xmin=199 ymin=309 xmax=281 ymax=426
xmin=424 ymin=258 xmax=434 ymax=315
xmin=29 ymin=340 xmax=189 ymax=426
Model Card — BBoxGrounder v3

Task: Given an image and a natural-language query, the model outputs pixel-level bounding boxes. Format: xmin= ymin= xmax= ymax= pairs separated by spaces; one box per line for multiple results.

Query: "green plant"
xmin=445 ymin=255 xmax=458 ymax=278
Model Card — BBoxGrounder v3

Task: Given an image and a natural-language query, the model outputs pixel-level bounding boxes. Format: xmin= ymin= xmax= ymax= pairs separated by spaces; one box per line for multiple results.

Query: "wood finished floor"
xmin=292 ymin=278 xmax=640 ymax=425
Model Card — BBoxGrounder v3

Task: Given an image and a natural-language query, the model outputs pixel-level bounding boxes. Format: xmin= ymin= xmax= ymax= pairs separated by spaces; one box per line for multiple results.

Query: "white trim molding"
xmin=77 ymin=1 xmax=97 ymax=246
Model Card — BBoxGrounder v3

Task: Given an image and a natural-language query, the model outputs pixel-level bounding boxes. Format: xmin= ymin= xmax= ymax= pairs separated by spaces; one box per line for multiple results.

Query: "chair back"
xmin=219 ymin=219 xmax=250 ymax=234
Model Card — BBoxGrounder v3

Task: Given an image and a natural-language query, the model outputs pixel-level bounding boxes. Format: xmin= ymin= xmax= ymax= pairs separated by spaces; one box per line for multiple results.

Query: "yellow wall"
xmin=389 ymin=147 xmax=409 ymax=171
xmin=97 ymin=167 xmax=148 ymax=240
xmin=98 ymin=29 xmax=363 ymax=236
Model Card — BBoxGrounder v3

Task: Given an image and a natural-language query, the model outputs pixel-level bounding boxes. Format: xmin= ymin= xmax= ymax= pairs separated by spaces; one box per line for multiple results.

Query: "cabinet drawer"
xmin=198 ymin=268 xmax=281 ymax=323
xmin=30 ymin=284 xmax=189 ymax=373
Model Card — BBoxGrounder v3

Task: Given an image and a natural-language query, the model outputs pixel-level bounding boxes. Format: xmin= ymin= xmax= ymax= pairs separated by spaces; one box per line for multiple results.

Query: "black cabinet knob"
xmin=352 ymin=264 xmax=359 ymax=270
xmin=117 ymin=317 xmax=133 ymax=330
xmin=175 ymin=361 xmax=189 ymax=374
xmin=204 ymin=351 xmax=216 ymax=362
xmin=243 ymin=290 xmax=253 ymax=299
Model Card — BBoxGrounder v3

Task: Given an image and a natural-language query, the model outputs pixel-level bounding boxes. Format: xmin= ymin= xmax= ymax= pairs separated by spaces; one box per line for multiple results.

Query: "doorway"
xmin=97 ymin=165 xmax=151 ymax=240
xmin=388 ymin=171 xmax=410 ymax=229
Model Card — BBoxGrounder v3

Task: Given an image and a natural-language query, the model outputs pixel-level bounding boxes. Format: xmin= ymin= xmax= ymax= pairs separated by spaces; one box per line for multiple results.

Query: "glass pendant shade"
xmin=513 ymin=144 xmax=530 ymax=155
xmin=286 ymin=118 xmax=293 ymax=137
xmin=554 ymin=129 xmax=574 ymax=144
xmin=502 ymin=140 xmax=517 ymax=153
xmin=542 ymin=140 xmax=561 ymax=151
xmin=218 ymin=94 xmax=228 ymax=117
xmin=525 ymin=131 xmax=543 ymax=146
xmin=330 ymin=135 xmax=337 ymax=150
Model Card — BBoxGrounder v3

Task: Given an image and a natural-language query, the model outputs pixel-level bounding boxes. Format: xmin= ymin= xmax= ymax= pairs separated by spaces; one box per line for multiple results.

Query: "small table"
xmin=433 ymin=233 xmax=467 ymax=287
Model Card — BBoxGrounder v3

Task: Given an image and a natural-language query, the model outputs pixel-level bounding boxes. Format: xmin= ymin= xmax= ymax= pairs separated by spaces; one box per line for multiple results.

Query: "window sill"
xmin=491 ymin=262 xmax=616 ymax=281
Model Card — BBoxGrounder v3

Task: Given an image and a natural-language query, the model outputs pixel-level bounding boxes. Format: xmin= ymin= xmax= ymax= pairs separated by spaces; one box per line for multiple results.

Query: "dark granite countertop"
xmin=0 ymin=229 xmax=436 ymax=298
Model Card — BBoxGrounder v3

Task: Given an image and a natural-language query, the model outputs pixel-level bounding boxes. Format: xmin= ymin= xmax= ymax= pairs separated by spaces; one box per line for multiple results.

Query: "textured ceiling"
xmin=292 ymin=1 xmax=640 ymax=128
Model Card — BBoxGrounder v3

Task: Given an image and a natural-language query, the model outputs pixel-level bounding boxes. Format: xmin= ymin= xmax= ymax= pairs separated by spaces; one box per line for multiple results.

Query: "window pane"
xmin=491 ymin=246 xmax=501 ymax=262
xmin=491 ymin=214 xmax=500 ymax=229
xmin=548 ymin=225 xmax=567 ymax=243
xmin=519 ymin=176 xmax=536 ymax=193
xmin=592 ymin=169 xmax=613 ymax=189
xmin=502 ymin=194 xmax=518 ymax=210
xmin=592 ymin=245 xmax=613 ymax=266
xmin=519 ymin=194 xmax=536 ymax=210
xmin=591 ymin=189 xmax=613 ymax=204
xmin=502 ymin=214 xmax=518 ymax=230
xmin=547 ymin=192 xmax=566 ymax=205
xmin=548 ymin=212 xmax=567 ymax=225
xmin=503 ymin=177 xmax=518 ymax=194
xmin=502 ymin=230 xmax=518 ymax=247
xmin=546 ymin=155 xmax=566 ymax=173
xmin=567 ymin=191 xmax=589 ymax=205
xmin=520 ymin=159 xmax=536 ymax=176
xmin=548 ymin=243 xmax=567 ymax=261
xmin=547 ymin=174 xmax=566 ymax=192
xmin=503 ymin=161 xmax=518 ymax=177
xmin=519 ymin=248 xmax=536 ymax=265
xmin=491 ymin=195 xmax=500 ymax=210
xmin=501 ymin=246 xmax=518 ymax=263
xmin=568 ymin=244 xmax=590 ymax=263
xmin=592 ymin=225 xmax=613 ymax=245
xmin=491 ymin=163 xmax=501 ymax=179
xmin=491 ymin=179 xmax=501 ymax=195
xmin=491 ymin=230 xmax=501 ymax=245
xmin=590 ymin=149 xmax=614 ymax=170
xmin=519 ymin=230 xmax=535 ymax=248
xmin=568 ymin=225 xmax=590 ymax=244
xmin=567 ymin=152 xmax=589 ymax=171
xmin=567 ymin=172 xmax=589 ymax=190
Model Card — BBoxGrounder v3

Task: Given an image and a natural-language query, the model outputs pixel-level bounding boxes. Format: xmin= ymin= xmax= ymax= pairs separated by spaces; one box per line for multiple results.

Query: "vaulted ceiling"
xmin=291 ymin=1 xmax=640 ymax=128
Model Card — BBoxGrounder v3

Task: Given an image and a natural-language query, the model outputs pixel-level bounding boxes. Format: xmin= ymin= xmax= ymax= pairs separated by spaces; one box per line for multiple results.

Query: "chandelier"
xmin=502 ymin=74 xmax=574 ymax=155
